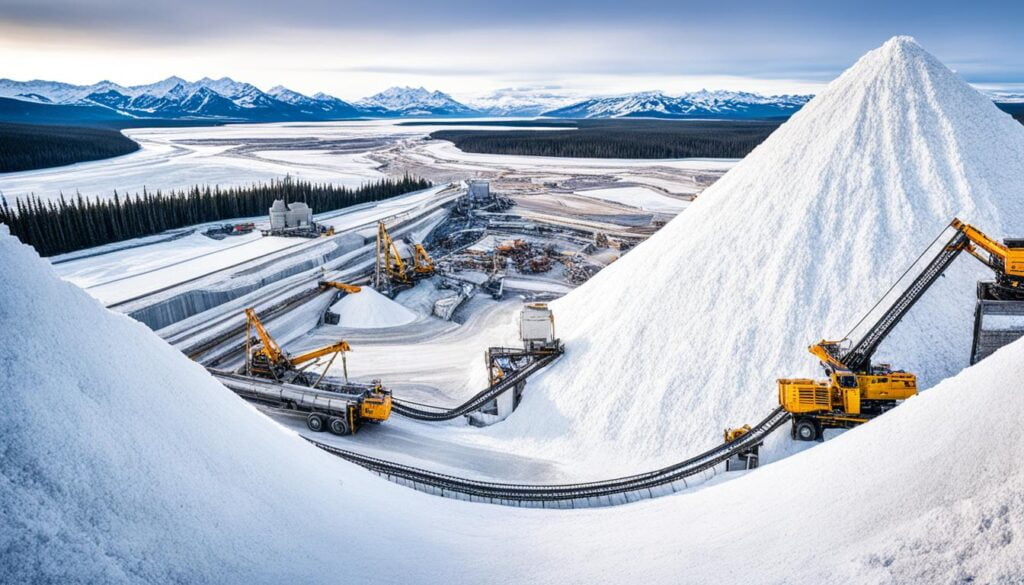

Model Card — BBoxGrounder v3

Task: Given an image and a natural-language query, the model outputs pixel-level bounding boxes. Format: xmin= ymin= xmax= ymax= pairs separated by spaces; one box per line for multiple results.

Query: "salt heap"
xmin=0 ymin=227 xmax=445 ymax=583
xmin=329 ymin=286 xmax=418 ymax=328
xmin=495 ymin=36 xmax=1024 ymax=472
xmin=3 ymin=177 xmax=1024 ymax=580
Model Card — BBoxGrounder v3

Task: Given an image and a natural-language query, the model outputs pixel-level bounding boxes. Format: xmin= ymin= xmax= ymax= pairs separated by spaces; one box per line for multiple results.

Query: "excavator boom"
xmin=245 ymin=308 xmax=283 ymax=363
xmin=290 ymin=341 xmax=352 ymax=366
xmin=808 ymin=340 xmax=850 ymax=372
xmin=318 ymin=280 xmax=362 ymax=294
xmin=951 ymin=218 xmax=1024 ymax=278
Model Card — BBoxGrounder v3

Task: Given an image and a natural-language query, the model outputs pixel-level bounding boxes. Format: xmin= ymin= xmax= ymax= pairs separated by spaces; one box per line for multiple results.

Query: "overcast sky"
xmin=1 ymin=0 xmax=1021 ymax=100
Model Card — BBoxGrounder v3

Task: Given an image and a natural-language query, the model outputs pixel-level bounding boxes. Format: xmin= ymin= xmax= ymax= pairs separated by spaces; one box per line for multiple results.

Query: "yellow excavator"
xmin=780 ymin=218 xmax=1024 ymax=441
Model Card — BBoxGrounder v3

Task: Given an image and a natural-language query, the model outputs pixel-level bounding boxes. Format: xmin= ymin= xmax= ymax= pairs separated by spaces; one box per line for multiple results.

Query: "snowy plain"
xmin=0 ymin=120 xmax=566 ymax=202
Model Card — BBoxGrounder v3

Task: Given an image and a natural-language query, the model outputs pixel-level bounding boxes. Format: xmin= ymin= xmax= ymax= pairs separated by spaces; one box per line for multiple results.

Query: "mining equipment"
xmin=519 ymin=303 xmax=560 ymax=353
xmin=262 ymin=199 xmax=334 ymax=238
xmin=374 ymin=221 xmax=435 ymax=294
xmin=318 ymin=280 xmax=362 ymax=294
xmin=723 ymin=424 xmax=761 ymax=471
xmin=780 ymin=218 xmax=1024 ymax=441
xmin=238 ymin=308 xmax=391 ymax=434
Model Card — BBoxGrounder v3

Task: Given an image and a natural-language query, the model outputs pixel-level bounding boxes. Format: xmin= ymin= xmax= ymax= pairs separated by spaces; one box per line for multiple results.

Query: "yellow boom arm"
xmin=808 ymin=339 xmax=850 ymax=372
xmin=289 ymin=340 xmax=351 ymax=366
xmin=318 ymin=281 xmax=362 ymax=294
xmin=245 ymin=308 xmax=283 ymax=363
xmin=377 ymin=222 xmax=408 ymax=280
xmin=952 ymin=218 xmax=1024 ymax=278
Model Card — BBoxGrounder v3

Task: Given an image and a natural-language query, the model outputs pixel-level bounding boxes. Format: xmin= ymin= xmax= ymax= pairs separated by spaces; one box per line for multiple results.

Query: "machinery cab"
xmin=359 ymin=381 xmax=392 ymax=422
xmin=520 ymin=303 xmax=559 ymax=353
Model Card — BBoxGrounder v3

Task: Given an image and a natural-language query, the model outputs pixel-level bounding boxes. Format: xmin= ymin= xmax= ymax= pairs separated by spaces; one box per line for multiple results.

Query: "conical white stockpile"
xmin=492 ymin=36 xmax=1024 ymax=473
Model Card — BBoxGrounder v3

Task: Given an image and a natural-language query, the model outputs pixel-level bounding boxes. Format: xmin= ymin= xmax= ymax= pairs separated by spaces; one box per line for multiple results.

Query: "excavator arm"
xmin=951 ymin=218 xmax=1024 ymax=278
xmin=245 ymin=308 xmax=283 ymax=363
xmin=289 ymin=340 xmax=351 ymax=366
xmin=318 ymin=280 xmax=362 ymax=294
xmin=808 ymin=340 xmax=851 ymax=373
xmin=377 ymin=222 xmax=408 ymax=279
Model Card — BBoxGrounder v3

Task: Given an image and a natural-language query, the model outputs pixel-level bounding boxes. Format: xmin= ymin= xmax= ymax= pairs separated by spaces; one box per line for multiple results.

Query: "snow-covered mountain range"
xmin=356 ymin=86 xmax=477 ymax=117
xmin=542 ymin=89 xmax=813 ymax=119
xmin=0 ymin=76 xmax=823 ymax=122
xmin=3 ymin=75 xmax=1020 ymax=124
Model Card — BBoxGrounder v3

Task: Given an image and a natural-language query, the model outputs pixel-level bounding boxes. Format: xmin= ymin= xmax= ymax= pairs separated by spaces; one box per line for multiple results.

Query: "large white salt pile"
xmin=0 ymin=227 xmax=450 ymax=583
xmin=2 ymin=217 xmax=1024 ymax=583
xmin=491 ymin=36 xmax=1024 ymax=473
xmin=329 ymin=286 xmax=418 ymax=328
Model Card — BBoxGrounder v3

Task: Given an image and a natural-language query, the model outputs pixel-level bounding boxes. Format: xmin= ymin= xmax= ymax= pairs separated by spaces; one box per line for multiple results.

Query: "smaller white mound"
xmin=329 ymin=286 xmax=418 ymax=328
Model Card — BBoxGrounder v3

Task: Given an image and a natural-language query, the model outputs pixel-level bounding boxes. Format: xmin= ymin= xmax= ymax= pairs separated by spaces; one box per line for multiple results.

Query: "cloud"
xmin=0 ymin=0 xmax=1021 ymax=97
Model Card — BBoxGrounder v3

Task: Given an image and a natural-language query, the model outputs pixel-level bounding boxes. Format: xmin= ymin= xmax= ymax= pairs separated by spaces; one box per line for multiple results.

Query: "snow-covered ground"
xmin=52 ymin=185 xmax=452 ymax=306
xmin=0 ymin=120 xmax=563 ymax=202
xmin=572 ymin=186 xmax=690 ymax=212
xmin=4 ymin=193 xmax=1024 ymax=583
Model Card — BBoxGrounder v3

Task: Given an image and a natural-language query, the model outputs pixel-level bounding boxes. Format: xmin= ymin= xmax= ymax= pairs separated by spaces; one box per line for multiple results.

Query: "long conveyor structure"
xmin=390 ymin=347 xmax=563 ymax=421
xmin=307 ymin=407 xmax=791 ymax=508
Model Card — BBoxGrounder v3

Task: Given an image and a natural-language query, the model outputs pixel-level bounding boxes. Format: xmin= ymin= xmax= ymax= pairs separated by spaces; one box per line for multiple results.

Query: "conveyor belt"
xmin=390 ymin=349 xmax=563 ymax=421
xmin=843 ymin=230 xmax=968 ymax=371
xmin=307 ymin=406 xmax=791 ymax=507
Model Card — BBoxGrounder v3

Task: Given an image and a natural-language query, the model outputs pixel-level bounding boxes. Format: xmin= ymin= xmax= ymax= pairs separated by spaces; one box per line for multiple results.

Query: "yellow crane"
xmin=244 ymin=308 xmax=351 ymax=385
xmin=375 ymin=221 xmax=411 ymax=291
xmin=779 ymin=218 xmax=1024 ymax=441
xmin=374 ymin=221 xmax=435 ymax=291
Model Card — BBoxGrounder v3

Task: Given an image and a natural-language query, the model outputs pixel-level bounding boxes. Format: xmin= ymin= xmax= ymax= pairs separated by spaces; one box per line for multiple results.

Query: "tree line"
xmin=430 ymin=119 xmax=783 ymax=160
xmin=0 ymin=175 xmax=432 ymax=257
xmin=0 ymin=122 xmax=140 ymax=173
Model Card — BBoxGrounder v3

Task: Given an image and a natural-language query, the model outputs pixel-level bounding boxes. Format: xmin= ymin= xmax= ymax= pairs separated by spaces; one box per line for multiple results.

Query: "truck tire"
xmin=306 ymin=413 xmax=325 ymax=432
xmin=328 ymin=416 xmax=351 ymax=436
xmin=794 ymin=419 xmax=818 ymax=442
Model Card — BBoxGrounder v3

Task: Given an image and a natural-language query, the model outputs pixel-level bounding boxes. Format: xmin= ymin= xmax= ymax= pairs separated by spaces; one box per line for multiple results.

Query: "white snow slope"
xmin=492 ymin=36 xmax=1024 ymax=472
xmin=3 ymin=224 xmax=1024 ymax=584
xmin=329 ymin=286 xmax=418 ymax=328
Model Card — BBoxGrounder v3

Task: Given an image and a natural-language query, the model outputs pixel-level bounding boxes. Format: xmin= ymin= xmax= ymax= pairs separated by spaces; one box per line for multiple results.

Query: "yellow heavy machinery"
xmin=780 ymin=218 xmax=1024 ymax=441
xmin=723 ymin=425 xmax=751 ymax=443
xmin=413 ymin=243 xmax=435 ymax=275
xmin=374 ymin=221 xmax=435 ymax=292
xmin=245 ymin=307 xmax=352 ymax=384
xmin=242 ymin=308 xmax=392 ymax=432
xmin=318 ymin=280 xmax=362 ymax=294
